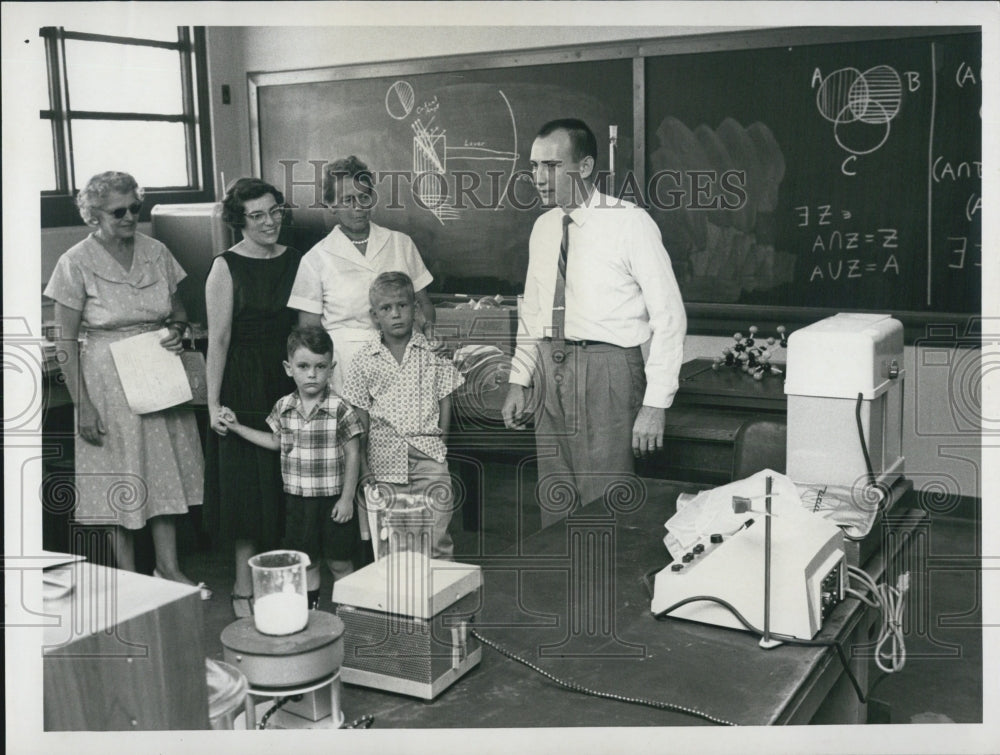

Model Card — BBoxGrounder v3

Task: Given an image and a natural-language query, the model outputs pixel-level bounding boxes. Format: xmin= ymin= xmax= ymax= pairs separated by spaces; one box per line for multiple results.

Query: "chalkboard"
xmin=253 ymin=55 xmax=634 ymax=294
xmin=249 ymin=29 xmax=982 ymax=326
xmin=644 ymin=30 xmax=982 ymax=315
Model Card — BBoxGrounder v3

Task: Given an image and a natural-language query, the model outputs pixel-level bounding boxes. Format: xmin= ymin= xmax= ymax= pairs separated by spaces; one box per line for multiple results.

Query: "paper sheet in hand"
xmin=109 ymin=329 xmax=192 ymax=413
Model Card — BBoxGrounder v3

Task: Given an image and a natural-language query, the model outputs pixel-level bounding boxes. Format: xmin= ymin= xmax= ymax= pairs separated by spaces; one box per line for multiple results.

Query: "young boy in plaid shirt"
xmin=221 ymin=325 xmax=364 ymax=608
xmin=343 ymin=271 xmax=464 ymax=560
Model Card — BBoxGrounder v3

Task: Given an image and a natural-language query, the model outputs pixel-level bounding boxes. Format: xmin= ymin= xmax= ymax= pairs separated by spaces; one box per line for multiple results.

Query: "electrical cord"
xmin=847 ymin=565 xmax=909 ymax=674
xmin=257 ymin=695 xmax=293 ymax=730
xmin=848 ymin=564 xmax=880 ymax=595
xmin=469 ymin=628 xmax=738 ymax=726
xmin=640 ymin=566 xmax=659 ymax=599
xmin=855 ymin=392 xmax=877 ymax=487
xmin=650 ymin=594 xmax=869 ymax=704
xmin=340 ymin=714 xmax=375 ymax=729
xmin=844 ymin=587 xmax=880 ymax=608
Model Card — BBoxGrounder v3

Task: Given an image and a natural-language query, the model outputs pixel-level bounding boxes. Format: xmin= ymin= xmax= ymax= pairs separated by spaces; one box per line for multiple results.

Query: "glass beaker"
xmin=384 ymin=493 xmax=433 ymax=560
xmin=248 ymin=550 xmax=311 ymax=635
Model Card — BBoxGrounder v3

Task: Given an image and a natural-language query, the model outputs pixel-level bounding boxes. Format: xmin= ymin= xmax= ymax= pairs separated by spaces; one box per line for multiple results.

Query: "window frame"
xmin=40 ymin=25 xmax=214 ymax=227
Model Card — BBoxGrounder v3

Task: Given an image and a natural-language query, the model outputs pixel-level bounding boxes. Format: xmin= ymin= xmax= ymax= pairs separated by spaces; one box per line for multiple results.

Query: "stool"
xmin=241 ymin=671 xmax=344 ymax=730
xmin=220 ymin=610 xmax=345 ymax=729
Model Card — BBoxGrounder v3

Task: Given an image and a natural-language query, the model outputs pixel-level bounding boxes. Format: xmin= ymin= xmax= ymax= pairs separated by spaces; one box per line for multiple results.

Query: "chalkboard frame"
xmin=247 ymin=25 xmax=982 ymax=343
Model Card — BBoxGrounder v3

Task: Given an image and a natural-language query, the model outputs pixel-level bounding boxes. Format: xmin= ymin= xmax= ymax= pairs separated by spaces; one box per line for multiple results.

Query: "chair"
xmin=731 ymin=419 xmax=787 ymax=480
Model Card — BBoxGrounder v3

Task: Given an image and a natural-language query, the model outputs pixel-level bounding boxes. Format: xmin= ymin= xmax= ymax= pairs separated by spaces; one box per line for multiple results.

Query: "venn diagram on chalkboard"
xmin=815 ymin=65 xmax=903 ymax=156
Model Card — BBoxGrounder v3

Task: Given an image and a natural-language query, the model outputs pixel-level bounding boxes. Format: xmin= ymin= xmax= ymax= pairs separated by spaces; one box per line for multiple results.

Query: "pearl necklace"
xmin=349 ymin=236 xmax=369 ymax=246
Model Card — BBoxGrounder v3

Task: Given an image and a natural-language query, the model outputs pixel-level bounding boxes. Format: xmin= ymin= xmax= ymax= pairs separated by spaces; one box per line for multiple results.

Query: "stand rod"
xmin=763 ymin=475 xmax=773 ymax=645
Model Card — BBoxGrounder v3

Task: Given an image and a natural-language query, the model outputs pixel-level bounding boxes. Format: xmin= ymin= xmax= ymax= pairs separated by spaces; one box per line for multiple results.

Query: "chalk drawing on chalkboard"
xmin=815 ymin=65 xmax=902 ymax=156
xmin=648 ymin=117 xmax=794 ymax=304
xmin=391 ymin=83 xmax=520 ymax=225
xmin=385 ymin=80 xmax=416 ymax=120
xmin=412 ymin=117 xmax=459 ymax=221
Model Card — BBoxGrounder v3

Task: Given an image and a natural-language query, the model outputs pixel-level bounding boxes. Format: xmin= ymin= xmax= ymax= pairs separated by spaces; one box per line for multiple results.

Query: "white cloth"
xmin=287 ymin=222 xmax=433 ymax=392
xmin=662 ymin=469 xmax=801 ymax=562
xmin=509 ymin=190 xmax=687 ymax=408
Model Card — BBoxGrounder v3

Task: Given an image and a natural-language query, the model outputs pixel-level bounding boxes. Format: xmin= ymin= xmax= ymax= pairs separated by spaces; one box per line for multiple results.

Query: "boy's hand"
xmin=331 ymin=497 xmax=354 ymax=523
xmin=218 ymin=406 xmax=238 ymax=429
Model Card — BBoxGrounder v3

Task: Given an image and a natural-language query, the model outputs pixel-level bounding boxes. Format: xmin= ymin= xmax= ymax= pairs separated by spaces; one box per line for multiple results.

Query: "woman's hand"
xmin=209 ymin=405 xmax=229 ymax=436
xmin=159 ymin=326 xmax=185 ymax=354
xmin=78 ymin=400 xmax=106 ymax=445
xmin=214 ymin=406 xmax=239 ymax=435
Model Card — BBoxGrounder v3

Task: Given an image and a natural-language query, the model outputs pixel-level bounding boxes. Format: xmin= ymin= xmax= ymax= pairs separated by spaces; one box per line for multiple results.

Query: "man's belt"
xmin=541 ymin=336 xmax=622 ymax=363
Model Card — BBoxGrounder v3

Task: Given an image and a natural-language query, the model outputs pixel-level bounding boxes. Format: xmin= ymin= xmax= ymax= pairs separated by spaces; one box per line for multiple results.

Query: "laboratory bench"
xmin=430 ymin=274 xmax=791 ymax=501
xmin=337 ymin=477 xmax=922 ymax=727
xmin=435 ymin=299 xmax=787 ymax=488
xmin=447 ymin=354 xmax=793 ymax=532
xmin=37 ymin=475 xmax=921 ymax=730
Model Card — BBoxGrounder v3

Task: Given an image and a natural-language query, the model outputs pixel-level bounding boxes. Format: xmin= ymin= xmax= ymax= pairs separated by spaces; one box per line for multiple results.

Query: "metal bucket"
xmin=205 ymin=659 xmax=249 ymax=730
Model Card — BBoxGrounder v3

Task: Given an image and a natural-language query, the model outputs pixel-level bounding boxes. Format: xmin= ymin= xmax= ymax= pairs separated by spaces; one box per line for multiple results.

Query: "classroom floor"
xmin=168 ymin=459 xmax=984 ymax=728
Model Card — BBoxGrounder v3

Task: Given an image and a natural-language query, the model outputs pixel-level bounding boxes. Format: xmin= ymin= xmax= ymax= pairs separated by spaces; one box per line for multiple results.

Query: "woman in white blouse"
xmin=288 ymin=156 xmax=436 ymax=394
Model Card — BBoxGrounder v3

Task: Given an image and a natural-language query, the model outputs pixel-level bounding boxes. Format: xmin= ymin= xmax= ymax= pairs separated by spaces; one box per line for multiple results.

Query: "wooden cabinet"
xmin=43 ymin=564 xmax=209 ymax=730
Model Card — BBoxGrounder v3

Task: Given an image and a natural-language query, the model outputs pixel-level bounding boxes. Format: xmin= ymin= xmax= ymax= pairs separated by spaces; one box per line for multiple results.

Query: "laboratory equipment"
xmin=784 ymin=313 xmax=904 ymax=492
xmin=221 ymin=611 xmax=345 ymax=728
xmin=248 ymin=550 xmax=311 ymax=636
xmin=651 ymin=483 xmax=846 ymax=641
xmin=333 ymin=555 xmax=482 ymax=699
xmin=150 ymin=202 xmax=231 ymax=326
xmin=205 ymin=659 xmax=249 ymax=730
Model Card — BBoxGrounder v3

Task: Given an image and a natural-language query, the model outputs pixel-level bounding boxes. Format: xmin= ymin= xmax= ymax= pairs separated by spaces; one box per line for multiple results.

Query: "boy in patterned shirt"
xmin=220 ymin=325 xmax=364 ymax=608
xmin=342 ymin=271 xmax=464 ymax=560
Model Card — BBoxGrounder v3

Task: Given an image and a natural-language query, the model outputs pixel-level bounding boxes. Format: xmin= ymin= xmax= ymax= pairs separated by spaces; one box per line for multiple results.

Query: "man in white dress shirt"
xmin=502 ymin=118 xmax=687 ymax=527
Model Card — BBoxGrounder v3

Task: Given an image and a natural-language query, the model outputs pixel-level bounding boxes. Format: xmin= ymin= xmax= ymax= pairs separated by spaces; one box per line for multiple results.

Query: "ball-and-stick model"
xmin=712 ymin=325 xmax=788 ymax=381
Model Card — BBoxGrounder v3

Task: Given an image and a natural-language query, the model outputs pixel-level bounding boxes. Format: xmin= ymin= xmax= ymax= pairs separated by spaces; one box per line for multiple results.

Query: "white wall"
xmin=200 ymin=25 xmax=982 ymax=500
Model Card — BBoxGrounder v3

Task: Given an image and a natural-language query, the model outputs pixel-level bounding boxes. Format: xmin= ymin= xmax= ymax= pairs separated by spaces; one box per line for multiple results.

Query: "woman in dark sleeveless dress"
xmin=204 ymin=178 xmax=302 ymax=617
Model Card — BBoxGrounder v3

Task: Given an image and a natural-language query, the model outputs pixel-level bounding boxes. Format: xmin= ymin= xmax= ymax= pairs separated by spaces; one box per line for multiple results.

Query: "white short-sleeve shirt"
xmin=288 ymin=222 xmax=433 ymax=333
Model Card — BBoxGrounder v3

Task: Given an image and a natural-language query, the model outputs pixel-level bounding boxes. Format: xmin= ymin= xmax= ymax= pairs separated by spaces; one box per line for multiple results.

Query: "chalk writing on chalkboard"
xmin=254 ymin=30 xmax=978 ymax=315
xmin=389 ymin=81 xmax=520 ymax=225
xmin=793 ymin=202 xmax=900 ymax=283
xmin=642 ymin=31 xmax=980 ymax=314
xmin=927 ymin=41 xmax=982 ymax=306
xmin=814 ymin=64 xmax=903 ymax=160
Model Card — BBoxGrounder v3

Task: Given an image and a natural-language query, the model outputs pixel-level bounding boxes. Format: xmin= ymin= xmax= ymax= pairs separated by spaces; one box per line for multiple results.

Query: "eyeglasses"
xmin=244 ymin=206 xmax=287 ymax=224
xmin=102 ymin=201 xmax=142 ymax=220
xmin=330 ymin=195 xmax=374 ymax=210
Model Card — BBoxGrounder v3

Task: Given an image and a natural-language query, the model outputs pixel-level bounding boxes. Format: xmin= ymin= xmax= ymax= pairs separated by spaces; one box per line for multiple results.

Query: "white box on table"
xmin=784 ymin=313 xmax=905 ymax=491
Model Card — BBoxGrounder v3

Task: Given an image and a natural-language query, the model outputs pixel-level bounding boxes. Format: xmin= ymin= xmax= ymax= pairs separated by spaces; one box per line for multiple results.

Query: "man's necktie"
xmin=551 ymin=213 xmax=571 ymax=362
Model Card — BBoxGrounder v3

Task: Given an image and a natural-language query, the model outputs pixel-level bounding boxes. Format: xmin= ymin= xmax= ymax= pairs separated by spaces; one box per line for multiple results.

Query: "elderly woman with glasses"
xmin=288 ymin=155 xmax=436 ymax=395
xmin=44 ymin=170 xmax=208 ymax=594
xmin=203 ymin=177 xmax=303 ymax=617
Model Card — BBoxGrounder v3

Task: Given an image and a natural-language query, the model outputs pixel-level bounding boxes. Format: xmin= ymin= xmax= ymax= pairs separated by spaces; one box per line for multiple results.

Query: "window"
xmin=40 ymin=25 xmax=213 ymax=226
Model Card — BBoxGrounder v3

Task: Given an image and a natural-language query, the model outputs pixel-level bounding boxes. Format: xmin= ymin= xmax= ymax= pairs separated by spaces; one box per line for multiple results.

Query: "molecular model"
xmin=712 ymin=325 xmax=788 ymax=380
